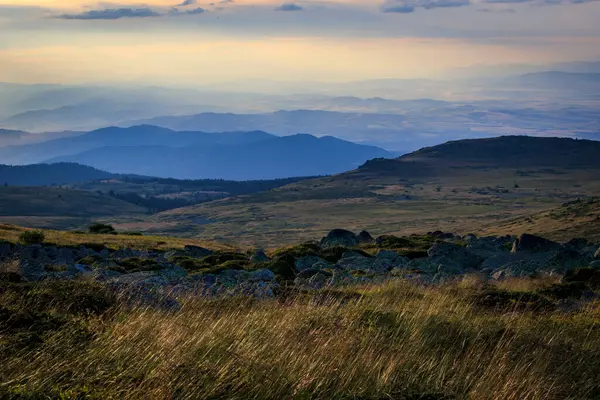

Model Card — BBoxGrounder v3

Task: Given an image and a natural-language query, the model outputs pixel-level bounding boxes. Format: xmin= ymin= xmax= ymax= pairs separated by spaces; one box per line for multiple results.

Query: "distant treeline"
xmin=107 ymin=175 xmax=320 ymax=212
xmin=118 ymin=175 xmax=320 ymax=195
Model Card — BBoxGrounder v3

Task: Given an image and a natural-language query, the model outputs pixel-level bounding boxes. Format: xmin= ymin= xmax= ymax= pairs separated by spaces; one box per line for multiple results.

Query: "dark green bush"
xmin=117 ymin=257 xmax=162 ymax=272
xmin=18 ymin=230 xmax=45 ymax=245
xmin=88 ymin=223 xmax=117 ymax=235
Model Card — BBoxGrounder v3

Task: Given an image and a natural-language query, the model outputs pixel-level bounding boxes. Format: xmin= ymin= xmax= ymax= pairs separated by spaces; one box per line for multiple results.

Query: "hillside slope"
xmin=0 ymin=186 xmax=147 ymax=230
xmin=484 ymin=197 xmax=600 ymax=242
xmin=0 ymin=163 xmax=113 ymax=186
xmin=139 ymin=136 xmax=600 ymax=246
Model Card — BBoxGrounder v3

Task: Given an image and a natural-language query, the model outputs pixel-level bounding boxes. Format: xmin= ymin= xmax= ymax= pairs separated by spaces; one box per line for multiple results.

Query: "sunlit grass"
xmin=2 ymin=278 xmax=600 ymax=399
xmin=0 ymin=223 xmax=234 ymax=251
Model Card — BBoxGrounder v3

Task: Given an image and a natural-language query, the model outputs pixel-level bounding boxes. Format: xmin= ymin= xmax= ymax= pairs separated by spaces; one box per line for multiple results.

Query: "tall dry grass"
xmin=2 ymin=279 xmax=600 ymax=399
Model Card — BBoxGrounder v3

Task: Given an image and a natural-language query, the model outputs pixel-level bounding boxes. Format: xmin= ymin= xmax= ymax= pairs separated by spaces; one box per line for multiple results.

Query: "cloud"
xmin=477 ymin=7 xmax=517 ymax=11
xmin=382 ymin=0 xmax=471 ymax=12
xmin=58 ymin=8 xmax=161 ymax=20
xmin=274 ymin=3 xmax=304 ymax=11
xmin=171 ymin=7 xmax=206 ymax=15
xmin=382 ymin=4 xmax=416 ymax=12
xmin=177 ymin=0 xmax=197 ymax=5
xmin=58 ymin=6 xmax=206 ymax=20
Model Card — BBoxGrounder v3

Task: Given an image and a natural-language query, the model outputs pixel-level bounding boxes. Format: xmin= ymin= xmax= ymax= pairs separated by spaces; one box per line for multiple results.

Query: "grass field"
xmin=130 ymin=167 xmax=600 ymax=247
xmin=0 ymin=224 xmax=234 ymax=251
xmin=2 ymin=276 xmax=600 ymax=399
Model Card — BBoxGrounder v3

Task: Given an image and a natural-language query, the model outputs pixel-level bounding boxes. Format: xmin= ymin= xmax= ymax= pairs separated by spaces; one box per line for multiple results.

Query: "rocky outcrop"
xmin=183 ymin=245 xmax=213 ymax=258
xmin=250 ymin=250 xmax=270 ymax=263
xmin=295 ymin=255 xmax=329 ymax=272
xmin=511 ymin=234 xmax=561 ymax=253
xmin=320 ymin=229 xmax=357 ymax=248
xmin=2 ymin=230 xmax=599 ymax=307
xmin=356 ymin=231 xmax=374 ymax=244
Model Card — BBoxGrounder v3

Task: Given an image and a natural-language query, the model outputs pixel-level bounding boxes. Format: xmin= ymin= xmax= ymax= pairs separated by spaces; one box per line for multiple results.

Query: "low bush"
xmin=18 ymin=230 xmax=45 ymax=245
xmin=88 ymin=223 xmax=117 ymax=235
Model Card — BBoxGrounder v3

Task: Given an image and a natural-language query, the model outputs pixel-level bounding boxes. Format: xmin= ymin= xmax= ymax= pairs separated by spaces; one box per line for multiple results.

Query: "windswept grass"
xmin=2 ymin=278 xmax=600 ymax=399
xmin=0 ymin=224 xmax=234 ymax=252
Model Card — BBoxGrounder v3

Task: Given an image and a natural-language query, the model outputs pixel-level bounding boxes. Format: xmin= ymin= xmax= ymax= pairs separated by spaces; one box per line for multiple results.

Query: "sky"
xmin=0 ymin=0 xmax=599 ymax=84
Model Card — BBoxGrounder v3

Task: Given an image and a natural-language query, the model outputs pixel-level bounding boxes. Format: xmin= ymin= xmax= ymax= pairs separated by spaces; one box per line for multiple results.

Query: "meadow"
xmin=2 ymin=276 xmax=600 ymax=399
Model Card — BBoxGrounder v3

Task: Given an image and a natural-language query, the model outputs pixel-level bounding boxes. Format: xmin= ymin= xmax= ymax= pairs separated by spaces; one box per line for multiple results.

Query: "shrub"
xmin=88 ymin=223 xmax=117 ymax=235
xmin=18 ymin=230 xmax=45 ymax=245
xmin=117 ymin=257 xmax=162 ymax=272
xmin=81 ymin=242 xmax=106 ymax=252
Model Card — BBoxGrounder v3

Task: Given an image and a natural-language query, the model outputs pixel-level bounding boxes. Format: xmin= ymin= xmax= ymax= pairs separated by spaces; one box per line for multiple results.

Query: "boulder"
xmin=320 ymin=229 xmax=357 ymax=248
xmin=250 ymin=250 xmax=270 ymax=263
xmin=427 ymin=242 xmax=482 ymax=271
xmin=491 ymin=258 xmax=548 ymax=278
xmin=589 ymin=260 xmax=600 ymax=269
xmin=376 ymin=250 xmax=399 ymax=261
xmin=466 ymin=235 xmax=513 ymax=259
xmin=233 ymin=281 xmax=279 ymax=299
xmin=428 ymin=231 xmax=456 ymax=240
xmin=562 ymin=268 xmax=600 ymax=290
xmin=307 ymin=273 xmax=329 ymax=290
xmin=248 ymin=269 xmax=276 ymax=282
xmin=337 ymin=253 xmax=375 ymax=271
xmin=91 ymin=268 xmax=124 ymax=281
xmin=17 ymin=245 xmax=51 ymax=281
xmin=511 ymin=234 xmax=560 ymax=253
xmin=0 ymin=242 xmax=12 ymax=259
xmin=356 ymin=230 xmax=374 ymax=244
xmin=295 ymin=256 xmax=328 ymax=272
xmin=184 ymin=245 xmax=213 ymax=258
xmin=563 ymin=238 xmax=589 ymax=251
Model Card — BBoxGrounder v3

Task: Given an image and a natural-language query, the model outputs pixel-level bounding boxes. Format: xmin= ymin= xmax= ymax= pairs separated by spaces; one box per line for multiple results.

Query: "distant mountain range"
xmin=47 ymin=131 xmax=393 ymax=180
xmin=0 ymin=126 xmax=277 ymax=165
xmin=0 ymin=125 xmax=392 ymax=180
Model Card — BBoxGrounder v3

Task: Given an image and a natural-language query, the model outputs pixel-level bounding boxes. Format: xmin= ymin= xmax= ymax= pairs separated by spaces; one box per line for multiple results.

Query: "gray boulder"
xmin=491 ymin=258 xmax=548 ymax=278
xmin=356 ymin=230 xmax=374 ymax=244
xmin=376 ymin=250 xmax=399 ymax=261
xmin=337 ymin=253 xmax=374 ymax=271
xmin=184 ymin=245 xmax=213 ymax=258
xmin=248 ymin=268 xmax=276 ymax=282
xmin=320 ymin=229 xmax=357 ymax=248
xmin=17 ymin=245 xmax=51 ymax=281
xmin=0 ymin=242 xmax=12 ymax=259
xmin=296 ymin=268 xmax=330 ymax=279
xmin=308 ymin=273 xmax=329 ymax=290
xmin=250 ymin=250 xmax=270 ymax=263
xmin=427 ymin=242 xmax=482 ymax=272
xmin=511 ymin=234 xmax=560 ymax=253
xmin=295 ymin=256 xmax=328 ymax=272
xmin=466 ymin=235 xmax=513 ymax=259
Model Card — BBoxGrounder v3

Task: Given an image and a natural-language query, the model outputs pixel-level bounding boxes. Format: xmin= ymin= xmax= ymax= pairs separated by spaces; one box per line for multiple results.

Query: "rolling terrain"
xmin=0 ymin=163 xmax=113 ymax=186
xmin=0 ymin=186 xmax=147 ymax=230
xmin=128 ymin=136 xmax=600 ymax=246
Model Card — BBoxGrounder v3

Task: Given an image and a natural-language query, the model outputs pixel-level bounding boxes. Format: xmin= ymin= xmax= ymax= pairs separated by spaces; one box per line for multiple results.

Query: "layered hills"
xmin=0 ymin=125 xmax=392 ymax=180
xmin=145 ymin=136 xmax=600 ymax=246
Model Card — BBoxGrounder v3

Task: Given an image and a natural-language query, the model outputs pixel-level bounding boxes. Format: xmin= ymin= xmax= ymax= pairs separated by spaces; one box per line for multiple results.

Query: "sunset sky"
xmin=1 ymin=0 xmax=599 ymax=84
